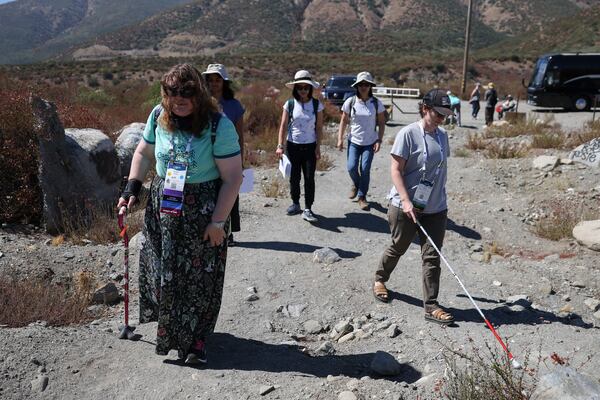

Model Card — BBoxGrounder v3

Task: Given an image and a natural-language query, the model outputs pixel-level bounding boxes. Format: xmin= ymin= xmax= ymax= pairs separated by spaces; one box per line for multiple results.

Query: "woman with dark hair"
xmin=202 ymin=63 xmax=245 ymax=246
xmin=275 ymin=70 xmax=324 ymax=223
xmin=336 ymin=71 xmax=385 ymax=211
xmin=373 ymin=89 xmax=455 ymax=326
xmin=117 ymin=63 xmax=242 ymax=364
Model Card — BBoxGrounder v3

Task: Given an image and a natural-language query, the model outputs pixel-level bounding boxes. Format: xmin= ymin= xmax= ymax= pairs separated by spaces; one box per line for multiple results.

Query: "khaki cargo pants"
xmin=375 ymin=204 xmax=447 ymax=313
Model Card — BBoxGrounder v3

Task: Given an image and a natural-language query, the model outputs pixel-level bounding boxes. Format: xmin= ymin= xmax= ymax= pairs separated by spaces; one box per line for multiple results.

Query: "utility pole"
xmin=461 ymin=0 xmax=473 ymax=96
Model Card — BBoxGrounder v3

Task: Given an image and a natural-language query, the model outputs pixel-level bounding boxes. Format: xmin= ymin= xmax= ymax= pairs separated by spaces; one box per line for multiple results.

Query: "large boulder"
xmin=569 ymin=138 xmax=600 ymax=168
xmin=572 ymin=220 xmax=600 ymax=251
xmin=31 ymin=97 xmax=122 ymax=233
xmin=532 ymin=366 xmax=600 ymax=400
xmin=114 ymin=122 xmax=145 ymax=178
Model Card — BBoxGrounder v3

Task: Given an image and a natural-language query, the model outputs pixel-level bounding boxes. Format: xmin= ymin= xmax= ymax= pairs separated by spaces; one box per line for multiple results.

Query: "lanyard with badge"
xmin=412 ymin=122 xmax=445 ymax=211
xmin=159 ymin=134 xmax=194 ymax=216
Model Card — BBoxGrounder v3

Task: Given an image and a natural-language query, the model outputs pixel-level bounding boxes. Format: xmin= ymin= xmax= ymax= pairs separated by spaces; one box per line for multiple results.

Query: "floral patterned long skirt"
xmin=139 ymin=176 xmax=229 ymax=358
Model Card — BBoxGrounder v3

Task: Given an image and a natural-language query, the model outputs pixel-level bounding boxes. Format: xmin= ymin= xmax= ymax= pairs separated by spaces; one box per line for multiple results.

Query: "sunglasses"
xmin=356 ymin=82 xmax=371 ymax=88
xmin=296 ymin=85 xmax=311 ymax=91
xmin=163 ymin=85 xmax=196 ymax=98
xmin=432 ymin=109 xmax=445 ymax=118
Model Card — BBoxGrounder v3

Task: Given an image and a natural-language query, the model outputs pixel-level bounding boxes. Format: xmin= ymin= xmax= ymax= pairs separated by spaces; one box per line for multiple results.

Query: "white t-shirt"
xmin=341 ymin=96 xmax=384 ymax=146
xmin=284 ymin=98 xmax=324 ymax=144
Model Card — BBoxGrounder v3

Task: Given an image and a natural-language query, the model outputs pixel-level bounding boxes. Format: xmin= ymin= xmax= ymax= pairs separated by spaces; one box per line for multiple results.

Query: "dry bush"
xmin=0 ymin=80 xmax=43 ymax=224
xmin=260 ymin=175 xmax=287 ymax=198
xmin=0 ymin=275 xmax=96 ymax=327
xmin=239 ymin=82 xmax=282 ymax=167
xmin=320 ymin=130 xmax=338 ymax=147
xmin=322 ymin=101 xmax=341 ymax=123
xmin=484 ymin=142 xmax=528 ymax=159
xmin=485 ymin=118 xmax=557 ymax=139
xmin=465 ymin=134 xmax=487 ymax=150
xmin=454 ymin=147 xmax=471 ymax=157
xmin=441 ymin=340 xmax=539 ymax=400
xmin=531 ymin=132 xmax=565 ymax=149
xmin=568 ymin=119 xmax=600 ymax=147
xmin=533 ymin=200 xmax=596 ymax=241
xmin=316 ymin=153 xmax=334 ymax=171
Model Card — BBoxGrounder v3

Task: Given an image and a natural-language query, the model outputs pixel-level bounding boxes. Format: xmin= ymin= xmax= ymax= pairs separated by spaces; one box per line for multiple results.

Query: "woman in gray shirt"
xmin=373 ymin=89 xmax=455 ymax=325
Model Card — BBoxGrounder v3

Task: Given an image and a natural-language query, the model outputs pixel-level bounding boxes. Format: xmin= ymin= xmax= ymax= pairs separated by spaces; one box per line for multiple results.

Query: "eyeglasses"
xmin=296 ymin=85 xmax=311 ymax=91
xmin=163 ymin=85 xmax=196 ymax=98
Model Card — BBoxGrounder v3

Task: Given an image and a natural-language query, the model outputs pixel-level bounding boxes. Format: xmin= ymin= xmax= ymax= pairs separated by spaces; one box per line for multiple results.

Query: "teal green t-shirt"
xmin=142 ymin=105 xmax=241 ymax=183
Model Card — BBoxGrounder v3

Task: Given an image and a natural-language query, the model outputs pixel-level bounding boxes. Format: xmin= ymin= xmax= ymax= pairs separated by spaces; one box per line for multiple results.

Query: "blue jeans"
xmin=347 ymin=140 xmax=375 ymax=198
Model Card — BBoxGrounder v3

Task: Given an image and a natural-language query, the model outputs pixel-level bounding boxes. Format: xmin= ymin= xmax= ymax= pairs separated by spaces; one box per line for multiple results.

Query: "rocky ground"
xmin=1 ymin=102 xmax=600 ymax=400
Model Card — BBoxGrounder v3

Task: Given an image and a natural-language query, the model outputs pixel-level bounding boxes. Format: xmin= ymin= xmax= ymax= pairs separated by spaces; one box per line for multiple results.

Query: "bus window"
xmin=545 ymin=70 xmax=560 ymax=87
xmin=531 ymin=58 xmax=548 ymax=87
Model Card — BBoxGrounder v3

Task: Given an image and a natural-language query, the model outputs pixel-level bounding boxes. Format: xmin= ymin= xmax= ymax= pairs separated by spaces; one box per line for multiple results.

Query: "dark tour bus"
xmin=526 ymin=53 xmax=600 ymax=111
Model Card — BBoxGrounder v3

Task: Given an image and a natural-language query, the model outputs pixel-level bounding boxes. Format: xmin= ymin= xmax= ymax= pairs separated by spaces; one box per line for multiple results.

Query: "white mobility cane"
xmin=416 ymin=220 xmax=521 ymax=369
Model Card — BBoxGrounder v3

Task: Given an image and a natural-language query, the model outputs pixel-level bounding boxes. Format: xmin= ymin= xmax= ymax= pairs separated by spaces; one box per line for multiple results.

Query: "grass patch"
xmin=568 ymin=119 xmax=600 ymax=147
xmin=485 ymin=118 xmax=558 ymax=139
xmin=260 ymin=174 xmax=287 ymax=198
xmin=454 ymin=147 xmax=471 ymax=157
xmin=465 ymin=134 xmax=487 ymax=150
xmin=533 ymin=200 xmax=597 ymax=241
xmin=0 ymin=271 xmax=97 ymax=327
xmin=531 ymin=132 xmax=565 ymax=149
xmin=484 ymin=142 xmax=528 ymax=159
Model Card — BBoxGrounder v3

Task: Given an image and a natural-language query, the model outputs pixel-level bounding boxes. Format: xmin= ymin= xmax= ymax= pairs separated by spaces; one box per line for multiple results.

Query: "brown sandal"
xmin=373 ymin=282 xmax=389 ymax=303
xmin=424 ymin=308 xmax=454 ymax=325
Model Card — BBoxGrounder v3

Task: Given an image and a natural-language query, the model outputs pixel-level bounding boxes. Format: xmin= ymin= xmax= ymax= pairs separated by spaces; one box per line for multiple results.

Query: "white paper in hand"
xmin=239 ymin=168 xmax=254 ymax=193
xmin=279 ymin=154 xmax=291 ymax=179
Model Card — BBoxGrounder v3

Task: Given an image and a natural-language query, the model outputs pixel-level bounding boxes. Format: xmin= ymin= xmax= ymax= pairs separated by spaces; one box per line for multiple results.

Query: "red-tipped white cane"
xmin=416 ymin=220 xmax=521 ymax=369
xmin=117 ymin=206 xmax=136 ymax=340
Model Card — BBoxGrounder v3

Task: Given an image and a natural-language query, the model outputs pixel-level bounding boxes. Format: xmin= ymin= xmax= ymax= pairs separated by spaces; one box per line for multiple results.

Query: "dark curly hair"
xmin=159 ymin=63 xmax=219 ymax=136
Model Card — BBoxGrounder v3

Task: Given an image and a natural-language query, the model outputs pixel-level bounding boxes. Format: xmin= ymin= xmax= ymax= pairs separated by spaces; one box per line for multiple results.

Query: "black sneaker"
xmin=185 ymin=347 xmax=207 ymax=365
xmin=286 ymin=203 xmax=302 ymax=215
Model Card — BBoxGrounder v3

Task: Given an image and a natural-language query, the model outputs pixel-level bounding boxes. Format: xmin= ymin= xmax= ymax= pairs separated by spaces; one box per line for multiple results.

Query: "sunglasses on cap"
xmin=163 ymin=84 xmax=196 ymax=98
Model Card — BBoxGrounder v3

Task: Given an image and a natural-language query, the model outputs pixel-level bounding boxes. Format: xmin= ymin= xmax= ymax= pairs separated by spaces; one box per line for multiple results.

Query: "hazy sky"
xmin=0 ymin=0 xmax=16 ymax=4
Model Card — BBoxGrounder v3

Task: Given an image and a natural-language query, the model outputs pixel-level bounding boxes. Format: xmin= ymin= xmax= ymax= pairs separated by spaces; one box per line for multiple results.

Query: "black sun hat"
xmin=422 ymin=89 xmax=454 ymax=116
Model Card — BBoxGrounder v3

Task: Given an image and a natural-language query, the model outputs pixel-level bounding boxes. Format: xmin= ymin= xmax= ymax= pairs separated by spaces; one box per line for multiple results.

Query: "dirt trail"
xmin=1 ymin=107 xmax=599 ymax=400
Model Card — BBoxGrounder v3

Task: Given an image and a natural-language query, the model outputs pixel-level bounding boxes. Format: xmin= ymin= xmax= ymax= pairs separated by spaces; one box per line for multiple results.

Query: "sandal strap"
xmin=374 ymin=282 xmax=388 ymax=296
xmin=431 ymin=308 xmax=452 ymax=320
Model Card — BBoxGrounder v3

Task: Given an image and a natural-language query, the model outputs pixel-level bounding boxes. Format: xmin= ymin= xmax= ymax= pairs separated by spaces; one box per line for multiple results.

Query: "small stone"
xmin=337 ymin=332 xmax=355 ymax=343
xmin=493 ymin=280 xmax=502 ymax=287
xmin=111 ymin=249 xmax=118 ymax=257
xmin=346 ymin=378 xmax=360 ymax=390
xmin=303 ymin=320 xmax=323 ymax=334
xmin=30 ymin=375 xmax=49 ymax=392
xmin=571 ymin=281 xmax=586 ymax=288
xmin=259 ymin=385 xmax=275 ymax=396
xmin=264 ymin=320 xmax=275 ymax=332
xmin=313 ymin=247 xmax=341 ymax=265
xmin=109 ymin=272 xmax=122 ymax=281
xmin=372 ymin=313 xmax=387 ymax=321
xmin=247 ymin=286 xmax=257 ymax=293
xmin=63 ymin=251 xmax=75 ymax=260
xmin=338 ymin=391 xmax=357 ymax=400
xmin=246 ymin=293 xmax=259 ymax=302
xmin=584 ymin=298 xmax=600 ymax=312
xmin=370 ymin=351 xmax=403 ymax=376
xmin=386 ymin=324 xmax=400 ymax=338
xmin=559 ymin=304 xmax=574 ymax=314
xmin=317 ymin=341 xmax=335 ymax=355
xmin=470 ymin=253 xmax=484 ymax=262
xmin=30 ymin=357 xmax=42 ymax=366
xmin=263 ymin=203 xmax=272 ymax=207
xmin=538 ymin=280 xmax=554 ymax=296
xmin=334 ymin=320 xmax=351 ymax=334
xmin=562 ymin=294 xmax=571 ymax=302
xmin=354 ymin=329 xmax=369 ymax=340
xmin=375 ymin=320 xmax=391 ymax=331
xmin=327 ymin=375 xmax=342 ymax=382
xmin=470 ymin=243 xmax=483 ymax=252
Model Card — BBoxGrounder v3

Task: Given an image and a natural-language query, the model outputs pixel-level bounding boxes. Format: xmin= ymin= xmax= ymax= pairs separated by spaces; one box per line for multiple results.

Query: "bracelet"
xmin=277 ymin=144 xmax=284 ymax=150
xmin=210 ymin=221 xmax=226 ymax=230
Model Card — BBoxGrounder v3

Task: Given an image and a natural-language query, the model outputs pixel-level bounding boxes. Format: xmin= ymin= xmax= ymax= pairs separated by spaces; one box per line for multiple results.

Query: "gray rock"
xmin=63 ymin=251 xmax=75 ymax=260
xmin=30 ymin=374 xmax=49 ymax=392
xmin=470 ymin=243 xmax=483 ymax=252
xmin=571 ymin=281 xmax=586 ymax=288
xmin=338 ymin=391 xmax=357 ymax=400
xmin=572 ymin=220 xmax=600 ymax=251
xmin=533 ymin=155 xmax=559 ymax=171
xmin=337 ymin=332 xmax=355 ymax=343
xmin=345 ymin=378 xmax=360 ymax=390
xmin=245 ymin=293 xmax=259 ymax=302
xmin=317 ymin=341 xmax=335 ymax=355
xmin=313 ymin=247 xmax=341 ymax=265
xmin=303 ymin=320 xmax=322 ymax=334
xmin=114 ymin=122 xmax=145 ymax=177
xmin=415 ymin=373 xmax=438 ymax=387
xmin=334 ymin=320 xmax=351 ymax=334
xmin=386 ymin=324 xmax=400 ymax=338
xmin=92 ymin=282 xmax=120 ymax=305
xmin=31 ymin=97 xmax=121 ymax=234
xmin=372 ymin=313 xmax=387 ymax=321
xmin=538 ymin=280 xmax=554 ymax=296
xmin=259 ymin=385 xmax=275 ymax=396
xmin=594 ymin=310 xmax=600 ymax=321
xmin=532 ymin=366 xmax=600 ymax=400
xmin=109 ymin=272 xmax=122 ymax=281
xmin=375 ymin=320 xmax=391 ymax=331
xmin=470 ymin=253 xmax=484 ymax=262
xmin=569 ymin=138 xmax=600 ymax=169
xmin=492 ymin=280 xmax=502 ymax=287
xmin=584 ymin=298 xmax=600 ymax=312
xmin=280 ymin=303 xmax=308 ymax=318
xmin=370 ymin=351 xmax=403 ymax=376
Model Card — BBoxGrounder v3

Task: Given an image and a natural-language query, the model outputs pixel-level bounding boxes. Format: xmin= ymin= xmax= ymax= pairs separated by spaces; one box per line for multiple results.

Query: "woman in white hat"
xmin=202 ymin=63 xmax=245 ymax=246
xmin=336 ymin=71 xmax=385 ymax=211
xmin=275 ymin=70 xmax=324 ymax=223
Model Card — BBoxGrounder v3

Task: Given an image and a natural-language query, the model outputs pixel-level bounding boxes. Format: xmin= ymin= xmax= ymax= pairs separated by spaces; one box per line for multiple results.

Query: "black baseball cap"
xmin=422 ymin=89 xmax=454 ymax=116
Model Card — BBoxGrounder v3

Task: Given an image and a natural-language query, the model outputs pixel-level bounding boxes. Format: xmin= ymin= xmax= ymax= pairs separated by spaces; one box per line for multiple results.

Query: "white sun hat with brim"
xmin=201 ymin=64 xmax=230 ymax=81
xmin=285 ymin=70 xmax=319 ymax=89
xmin=351 ymin=71 xmax=376 ymax=87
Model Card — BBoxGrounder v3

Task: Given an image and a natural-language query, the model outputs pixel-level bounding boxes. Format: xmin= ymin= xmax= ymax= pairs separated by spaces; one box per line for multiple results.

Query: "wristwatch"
xmin=277 ymin=144 xmax=284 ymax=149
xmin=210 ymin=221 xmax=226 ymax=230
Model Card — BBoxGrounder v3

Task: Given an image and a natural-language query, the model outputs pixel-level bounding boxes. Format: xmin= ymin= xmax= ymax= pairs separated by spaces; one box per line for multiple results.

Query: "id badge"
xmin=160 ymin=161 xmax=187 ymax=216
xmin=413 ymin=179 xmax=433 ymax=211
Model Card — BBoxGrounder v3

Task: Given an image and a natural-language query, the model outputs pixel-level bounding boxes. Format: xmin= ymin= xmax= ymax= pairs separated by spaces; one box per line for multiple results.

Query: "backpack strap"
xmin=152 ymin=105 xmax=163 ymax=137
xmin=312 ymin=98 xmax=319 ymax=131
xmin=349 ymin=95 xmax=357 ymax=119
xmin=210 ymin=112 xmax=222 ymax=144
xmin=286 ymin=98 xmax=295 ymax=134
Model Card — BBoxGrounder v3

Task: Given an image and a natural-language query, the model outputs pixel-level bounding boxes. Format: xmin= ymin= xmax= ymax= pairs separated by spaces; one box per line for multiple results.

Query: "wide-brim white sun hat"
xmin=201 ymin=63 xmax=230 ymax=81
xmin=285 ymin=70 xmax=319 ymax=89
xmin=351 ymin=71 xmax=376 ymax=87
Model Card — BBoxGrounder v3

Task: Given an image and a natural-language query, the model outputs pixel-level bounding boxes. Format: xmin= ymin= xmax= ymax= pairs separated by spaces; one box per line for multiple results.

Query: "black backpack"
xmin=286 ymin=98 xmax=320 ymax=133
xmin=348 ymin=95 xmax=379 ymax=119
